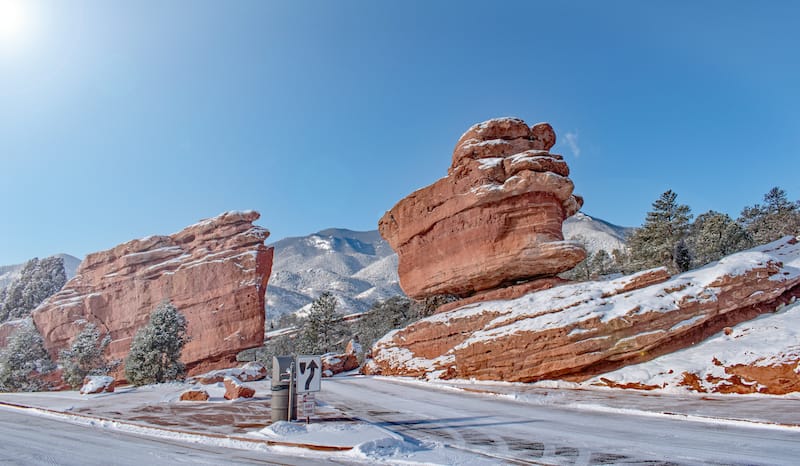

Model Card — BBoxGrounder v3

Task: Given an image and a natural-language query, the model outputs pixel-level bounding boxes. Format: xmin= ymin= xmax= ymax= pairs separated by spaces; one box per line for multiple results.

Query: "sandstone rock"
xmin=32 ymin=211 xmax=274 ymax=380
xmin=193 ymin=361 xmax=268 ymax=384
xmin=321 ymin=352 xmax=359 ymax=376
xmin=80 ymin=375 xmax=115 ymax=394
xmin=379 ymin=117 xmax=585 ymax=300
xmin=180 ymin=389 xmax=210 ymax=401
xmin=369 ymin=237 xmax=800 ymax=388
xmin=223 ymin=376 xmax=255 ymax=400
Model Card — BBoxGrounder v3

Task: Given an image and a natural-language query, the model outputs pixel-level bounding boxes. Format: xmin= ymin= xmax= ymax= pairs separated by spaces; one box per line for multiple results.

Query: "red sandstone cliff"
xmin=366 ymin=237 xmax=800 ymax=394
xmin=378 ymin=117 xmax=585 ymax=300
xmin=32 ymin=210 xmax=273 ymax=377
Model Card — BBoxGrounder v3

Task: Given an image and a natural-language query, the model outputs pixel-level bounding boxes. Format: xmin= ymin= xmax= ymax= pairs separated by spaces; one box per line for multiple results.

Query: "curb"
xmin=0 ymin=400 xmax=353 ymax=452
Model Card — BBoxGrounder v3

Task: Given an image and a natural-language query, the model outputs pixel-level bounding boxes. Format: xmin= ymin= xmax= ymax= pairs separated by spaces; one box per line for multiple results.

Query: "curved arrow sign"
xmin=296 ymin=355 xmax=322 ymax=393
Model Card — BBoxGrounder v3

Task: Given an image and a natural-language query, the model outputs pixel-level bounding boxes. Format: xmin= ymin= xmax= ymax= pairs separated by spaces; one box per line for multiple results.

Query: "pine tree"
xmin=296 ymin=292 xmax=348 ymax=355
xmin=0 ymin=320 xmax=55 ymax=392
xmin=59 ymin=323 xmax=113 ymax=389
xmin=354 ymin=296 xmax=414 ymax=349
xmin=628 ymin=190 xmax=693 ymax=273
xmin=738 ymin=187 xmax=800 ymax=245
xmin=124 ymin=301 xmax=188 ymax=386
xmin=0 ymin=256 xmax=66 ymax=323
xmin=689 ymin=210 xmax=753 ymax=266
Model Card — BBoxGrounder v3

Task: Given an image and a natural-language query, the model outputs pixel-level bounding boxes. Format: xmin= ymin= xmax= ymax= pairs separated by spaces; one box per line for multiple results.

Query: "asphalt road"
xmin=317 ymin=376 xmax=800 ymax=465
xmin=0 ymin=407 xmax=331 ymax=466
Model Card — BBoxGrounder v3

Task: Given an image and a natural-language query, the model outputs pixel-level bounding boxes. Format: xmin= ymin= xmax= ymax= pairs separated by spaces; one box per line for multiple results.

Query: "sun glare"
xmin=0 ymin=0 xmax=32 ymax=50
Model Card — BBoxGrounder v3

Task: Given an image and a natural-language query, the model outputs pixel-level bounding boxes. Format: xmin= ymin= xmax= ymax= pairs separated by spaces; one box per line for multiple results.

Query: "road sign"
xmin=296 ymin=355 xmax=322 ymax=393
xmin=300 ymin=393 xmax=316 ymax=418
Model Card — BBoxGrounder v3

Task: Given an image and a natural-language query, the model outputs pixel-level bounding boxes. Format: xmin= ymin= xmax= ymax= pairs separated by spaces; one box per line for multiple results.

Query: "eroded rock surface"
xmin=368 ymin=237 xmax=800 ymax=394
xmin=379 ymin=117 xmax=585 ymax=300
xmin=32 ymin=211 xmax=273 ymax=378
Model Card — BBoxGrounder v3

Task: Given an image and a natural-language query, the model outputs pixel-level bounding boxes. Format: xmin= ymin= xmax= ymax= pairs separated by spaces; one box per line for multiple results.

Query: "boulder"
xmin=369 ymin=237 xmax=800 ymax=387
xmin=80 ymin=376 xmax=115 ymax=394
xmin=321 ymin=353 xmax=359 ymax=376
xmin=32 ymin=211 xmax=274 ymax=379
xmin=379 ymin=117 xmax=585 ymax=300
xmin=180 ymin=389 xmax=210 ymax=401
xmin=223 ymin=376 xmax=255 ymax=400
xmin=193 ymin=361 xmax=268 ymax=384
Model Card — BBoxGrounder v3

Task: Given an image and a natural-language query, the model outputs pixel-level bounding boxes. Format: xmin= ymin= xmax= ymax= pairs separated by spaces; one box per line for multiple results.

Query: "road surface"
xmin=318 ymin=376 xmax=800 ymax=465
xmin=0 ymin=406 xmax=334 ymax=466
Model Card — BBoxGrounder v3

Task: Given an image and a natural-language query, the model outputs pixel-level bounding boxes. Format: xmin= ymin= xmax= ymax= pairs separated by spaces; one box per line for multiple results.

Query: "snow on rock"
xmin=370 ymin=237 xmax=800 ymax=391
xmin=80 ymin=376 xmax=115 ymax=395
xmin=223 ymin=376 xmax=255 ymax=400
xmin=379 ymin=117 xmax=585 ymax=301
xmin=591 ymin=298 xmax=800 ymax=394
xmin=191 ymin=361 xmax=268 ymax=384
xmin=32 ymin=211 xmax=274 ymax=381
xmin=179 ymin=389 xmax=210 ymax=401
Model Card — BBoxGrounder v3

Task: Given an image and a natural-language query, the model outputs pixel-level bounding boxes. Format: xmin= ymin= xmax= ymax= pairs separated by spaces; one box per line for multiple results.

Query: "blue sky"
xmin=1 ymin=1 xmax=798 ymax=263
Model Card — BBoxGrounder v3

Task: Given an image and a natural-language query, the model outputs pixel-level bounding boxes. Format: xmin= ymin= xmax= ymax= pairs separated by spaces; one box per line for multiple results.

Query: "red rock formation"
xmin=180 ymin=389 xmax=210 ymax=401
xmin=223 ymin=376 xmax=255 ymax=400
xmin=379 ymin=117 xmax=585 ymax=300
xmin=369 ymin=237 xmax=800 ymax=391
xmin=32 ymin=211 xmax=273 ymax=379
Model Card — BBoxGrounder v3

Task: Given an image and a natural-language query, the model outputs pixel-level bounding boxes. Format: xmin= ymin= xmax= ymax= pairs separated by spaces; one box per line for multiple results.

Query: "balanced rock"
xmin=379 ymin=117 xmax=585 ymax=300
xmin=32 ymin=211 xmax=274 ymax=379
xmin=369 ymin=237 xmax=800 ymax=386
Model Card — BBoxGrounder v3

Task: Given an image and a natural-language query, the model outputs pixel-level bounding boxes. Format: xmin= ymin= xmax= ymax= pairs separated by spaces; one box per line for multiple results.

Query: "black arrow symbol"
xmin=304 ymin=360 xmax=318 ymax=391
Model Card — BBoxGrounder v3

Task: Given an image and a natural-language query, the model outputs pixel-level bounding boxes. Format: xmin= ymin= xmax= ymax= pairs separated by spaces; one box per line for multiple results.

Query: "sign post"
xmin=296 ymin=355 xmax=322 ymax=394
xmin=295 ymin=355 xmax=322 ymax=423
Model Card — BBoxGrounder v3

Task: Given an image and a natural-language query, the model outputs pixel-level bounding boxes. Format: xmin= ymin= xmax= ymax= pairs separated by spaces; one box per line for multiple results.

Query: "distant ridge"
xmin=266 ymin=213 xmax=631 ymax=319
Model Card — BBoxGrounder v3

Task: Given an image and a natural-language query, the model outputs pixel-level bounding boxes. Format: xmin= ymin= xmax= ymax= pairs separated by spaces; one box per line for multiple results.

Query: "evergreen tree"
xmin=124 ymin=301 xmax=188 ymax=386
xmin=0 ymin=256 xmax=66 ymax=323
xmin=688 ymin=210 xmax=753 ymax=266
xmin=59 ymin=323 xmax=113 ymax=389
xmin=673 ymin=239 xmax=692 ymax=273
xmin=0 ymin=320 xmax=55 ymax=392
xmin=354 ymin=296 xmax=414 ymax=349
xmin=738 ymin=187 xmax=800 ymax=245
xmin=589 ymin=250 xmax=614 ymax=277
xmin=627 ymin=190 xmax=693 ymax=273
xmin=296 ymin=292 xmax=348 ymax=355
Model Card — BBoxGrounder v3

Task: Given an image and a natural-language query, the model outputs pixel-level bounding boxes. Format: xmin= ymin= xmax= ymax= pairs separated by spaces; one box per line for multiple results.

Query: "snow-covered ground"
xmin=2 ymin=374 xmax=799 ymax=465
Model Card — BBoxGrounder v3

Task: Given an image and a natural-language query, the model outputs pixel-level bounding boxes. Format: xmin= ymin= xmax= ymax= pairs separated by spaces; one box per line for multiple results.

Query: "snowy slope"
xmin=0 ymin=253 xmax=80 ymax=290
xmin=587 ymin=299 xmax=800 ymax=393
xmin=562 ymin=212 xmax=632 ymax=254
xmin=266 ymin=229 xmax=402 ymax=320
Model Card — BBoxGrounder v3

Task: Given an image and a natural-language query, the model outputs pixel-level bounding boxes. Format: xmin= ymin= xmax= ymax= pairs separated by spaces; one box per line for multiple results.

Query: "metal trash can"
xmin=271 ymin=383 xmax=291 ymax=423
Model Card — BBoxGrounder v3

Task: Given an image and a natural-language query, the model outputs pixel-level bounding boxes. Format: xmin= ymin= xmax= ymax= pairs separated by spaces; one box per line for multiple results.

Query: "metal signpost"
xmin=271 ymin=355 xmax=322 ymax=424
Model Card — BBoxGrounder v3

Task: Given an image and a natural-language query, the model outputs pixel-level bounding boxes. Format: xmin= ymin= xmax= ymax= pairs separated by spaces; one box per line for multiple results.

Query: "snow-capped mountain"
xmin=266 ymin=214 xmax=630 ymax=319
xmin=562 ymin=212 xmax=633 ymax=254
xmin=0 ymin=253 xmax=81 ymax=291
xmin=266 ymin=229 xmax=402 ymax=320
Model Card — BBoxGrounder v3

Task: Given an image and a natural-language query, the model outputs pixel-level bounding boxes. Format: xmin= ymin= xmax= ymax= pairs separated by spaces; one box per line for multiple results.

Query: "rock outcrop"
xmin=379 ymin=117 xmax=585 ymax=300
xmin=32 ymin=211 xmax=274 ymax=378
xmin=367 ymin=237 xmax=800 ymax=392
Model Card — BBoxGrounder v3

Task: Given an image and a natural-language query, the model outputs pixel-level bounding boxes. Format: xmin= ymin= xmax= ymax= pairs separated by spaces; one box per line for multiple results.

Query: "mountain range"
xmin=266 ymin=213 xmax=631 ymax=319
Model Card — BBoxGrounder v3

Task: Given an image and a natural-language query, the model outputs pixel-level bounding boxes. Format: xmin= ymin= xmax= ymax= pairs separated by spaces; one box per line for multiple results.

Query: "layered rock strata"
xmin=379 ymin=117 xmax=585 ymax=300
xmin=32 ymin=211 xmax=273 ymax=378
xmin=366 ymin=237 xmax=800 ymax=394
